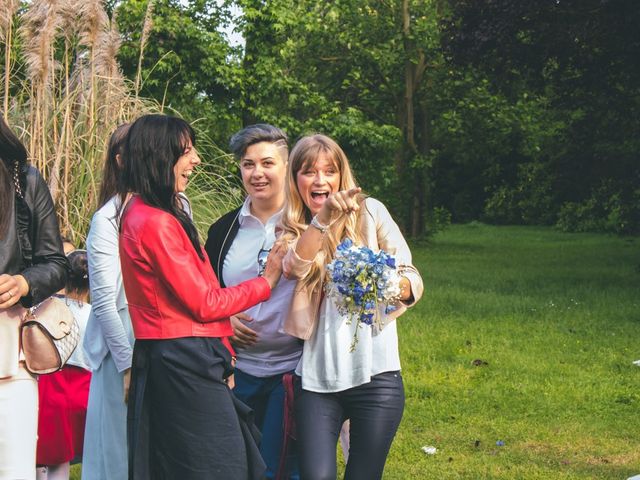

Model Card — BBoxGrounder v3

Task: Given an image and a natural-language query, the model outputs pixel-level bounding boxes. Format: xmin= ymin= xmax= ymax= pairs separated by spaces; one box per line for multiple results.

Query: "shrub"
xmin=556 ymin=182 xmax=640 ymax=234
xmin=425 ymin=206 xmax=452 ymax=235
xmin=483 ymin=161 xmax=556 ymax=225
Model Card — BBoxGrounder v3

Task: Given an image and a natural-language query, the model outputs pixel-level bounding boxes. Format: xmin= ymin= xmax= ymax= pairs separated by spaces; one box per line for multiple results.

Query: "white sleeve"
xmin=87 ymin=210 xmax=133 ymax=372
xmin=369 ymin=198 xmax=423 ymax=307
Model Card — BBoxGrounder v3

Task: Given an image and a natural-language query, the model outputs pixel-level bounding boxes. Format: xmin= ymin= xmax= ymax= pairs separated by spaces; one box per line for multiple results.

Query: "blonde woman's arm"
xmin=368 ymin=198 xmax=423 ymax=307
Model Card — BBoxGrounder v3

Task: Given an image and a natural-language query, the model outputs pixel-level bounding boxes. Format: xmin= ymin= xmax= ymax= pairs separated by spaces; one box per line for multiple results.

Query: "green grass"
xmin=385 ymin=223 xmax=640 ymax=479
xmin=72 ymin=224 xmax=640 ymax=479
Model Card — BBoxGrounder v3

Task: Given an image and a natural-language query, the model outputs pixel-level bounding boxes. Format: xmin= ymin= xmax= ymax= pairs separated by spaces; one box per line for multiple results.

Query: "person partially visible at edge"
xmin=81 ymin=123 xmax=133 ymax=480
xmin=119 ymin=114 xmax=285 ymax=480
xmin=0 ymin=114 xmax=68 ymax=480
xmin=205 ymin=124 xmax=301 ymax=480
xmin=279 ymin=134 xmax=424 ymax=480
xmin=36 ymin=248 xmax=92 ymax=480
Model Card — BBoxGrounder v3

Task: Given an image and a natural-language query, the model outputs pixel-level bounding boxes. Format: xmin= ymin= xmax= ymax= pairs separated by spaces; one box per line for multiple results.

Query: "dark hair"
xmin=0 ymin=114 xmax=28 ymax=238
xmin=98 ymin=123 xmax=131 ymax=208
xmin=229 ymin=124 xmax=288 ymax=161
xmin=120 ymin=114 xmax=203 ymax=260
xmin=65 ymin=249 xmax=89 ymax=295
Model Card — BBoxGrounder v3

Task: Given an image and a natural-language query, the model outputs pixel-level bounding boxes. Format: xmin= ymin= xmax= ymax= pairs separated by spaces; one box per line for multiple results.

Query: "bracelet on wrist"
xmin=310 ymin=215 xmax=330 ymax=234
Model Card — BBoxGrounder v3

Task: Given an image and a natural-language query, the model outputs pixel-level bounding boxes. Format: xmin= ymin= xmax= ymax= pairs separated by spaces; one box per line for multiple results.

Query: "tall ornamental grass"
xmin=1 ymin=0 xmax=240 ymax=244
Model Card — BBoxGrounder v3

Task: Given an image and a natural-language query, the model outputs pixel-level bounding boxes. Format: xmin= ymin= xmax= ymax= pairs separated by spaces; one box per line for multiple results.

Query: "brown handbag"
xmin=20 ymin=297 xmax=80 ymax=375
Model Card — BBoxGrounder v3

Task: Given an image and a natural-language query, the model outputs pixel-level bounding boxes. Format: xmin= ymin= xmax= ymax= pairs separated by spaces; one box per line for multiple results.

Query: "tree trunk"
xmin=413 ymin=96 xmax=431 ymax=236
xmin=398 ymin=0 xmax=427 ymax=235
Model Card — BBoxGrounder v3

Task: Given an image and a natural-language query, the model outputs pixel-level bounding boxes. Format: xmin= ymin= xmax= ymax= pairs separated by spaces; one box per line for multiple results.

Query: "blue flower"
xmin=325 ymin=238 xmax=402 ymax=352
xmin=360 ymin=312 xmax=374 ymax=325
xmin=337 ymin=238 xmax=353 ymax=251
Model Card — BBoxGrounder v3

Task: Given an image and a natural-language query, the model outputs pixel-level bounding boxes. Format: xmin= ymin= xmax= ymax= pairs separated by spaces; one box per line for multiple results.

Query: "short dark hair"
xmin=229 ymin=124 xmax=288 ymax=161
xmin=65 ymin=249 xmax=89 ymax=295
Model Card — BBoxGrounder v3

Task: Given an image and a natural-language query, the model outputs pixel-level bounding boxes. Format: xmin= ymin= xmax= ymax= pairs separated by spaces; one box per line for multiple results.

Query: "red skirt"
xmin=36 ymin=365 xmax=91 ymax=465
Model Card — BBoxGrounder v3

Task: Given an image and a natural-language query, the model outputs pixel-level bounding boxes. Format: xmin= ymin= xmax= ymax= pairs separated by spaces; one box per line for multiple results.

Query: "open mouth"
xmin=182 ymin=170 xmax=193 ymax=180
xmin=252 ymin=182 xmax=269 ymax=188
xmin=311 ymin=191 xmax=329 ymax=200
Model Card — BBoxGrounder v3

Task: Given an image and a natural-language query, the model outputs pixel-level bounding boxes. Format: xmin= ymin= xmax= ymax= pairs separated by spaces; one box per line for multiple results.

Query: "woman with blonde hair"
xmin=280 ymin=134 xmax=423 ymax=480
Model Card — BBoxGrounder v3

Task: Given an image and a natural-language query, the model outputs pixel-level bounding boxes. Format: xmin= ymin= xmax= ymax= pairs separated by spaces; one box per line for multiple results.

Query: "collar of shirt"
xmin=238 ymin=197 xmax=283 ymax=236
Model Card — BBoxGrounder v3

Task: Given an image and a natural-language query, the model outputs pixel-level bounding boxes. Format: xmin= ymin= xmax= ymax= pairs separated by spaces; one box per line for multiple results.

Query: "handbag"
xmin=20 ymin=297 xmax=80 ymax=375
xmin=12 ymin=162 xmax=79 ymax=374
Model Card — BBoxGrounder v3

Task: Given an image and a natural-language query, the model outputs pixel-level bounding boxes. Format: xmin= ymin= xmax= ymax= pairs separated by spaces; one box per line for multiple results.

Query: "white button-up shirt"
xmin=222 ymin=198 xmax=302 ymax=377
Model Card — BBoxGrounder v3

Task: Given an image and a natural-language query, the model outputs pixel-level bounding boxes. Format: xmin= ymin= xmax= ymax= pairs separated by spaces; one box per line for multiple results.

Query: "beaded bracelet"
xmin=310 ymin=215 xmax=330 ymax=234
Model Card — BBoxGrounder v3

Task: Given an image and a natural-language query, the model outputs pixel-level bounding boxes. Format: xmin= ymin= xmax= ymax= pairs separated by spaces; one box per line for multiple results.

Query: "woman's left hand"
xmin=0 ymin=274 xmax=29 ymax=310
xmin=399 ymin=276 xmax=413 ymax=302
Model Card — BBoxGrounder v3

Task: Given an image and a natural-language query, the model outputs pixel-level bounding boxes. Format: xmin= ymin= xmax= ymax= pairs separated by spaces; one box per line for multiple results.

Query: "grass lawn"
xmin=72 ymin=223 xmax=639 ymax=479
xmin=384 ymin=223 xmax=640 ymax=479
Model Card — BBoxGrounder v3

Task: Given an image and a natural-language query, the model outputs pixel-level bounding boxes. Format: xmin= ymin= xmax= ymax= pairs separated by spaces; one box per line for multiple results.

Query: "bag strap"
xmin=13 ymin=161 xmax=24 ymax=199
xmin=13 ymin=161 xmax=33 ymax=266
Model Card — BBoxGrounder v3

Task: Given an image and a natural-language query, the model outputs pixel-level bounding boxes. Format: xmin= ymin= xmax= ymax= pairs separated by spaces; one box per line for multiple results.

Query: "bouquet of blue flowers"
xmin=325 ymin=238 xmax=402 ymax=352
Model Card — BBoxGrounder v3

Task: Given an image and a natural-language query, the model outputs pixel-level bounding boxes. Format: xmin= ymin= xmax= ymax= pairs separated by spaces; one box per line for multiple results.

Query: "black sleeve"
xmin=204 ymin=208 xmax=240 ymax=286
xmin=20 ymin=168 xmax=69 ymax=307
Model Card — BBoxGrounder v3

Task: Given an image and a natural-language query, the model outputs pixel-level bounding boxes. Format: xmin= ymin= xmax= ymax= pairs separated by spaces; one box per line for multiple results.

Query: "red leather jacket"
xmin=119 ymin=197 xmax=271 ymax=340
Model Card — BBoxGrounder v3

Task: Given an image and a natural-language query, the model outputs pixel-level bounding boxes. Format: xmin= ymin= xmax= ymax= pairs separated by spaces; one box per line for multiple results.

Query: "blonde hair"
xmin=281 ymin=134 xmax=366 ymax=292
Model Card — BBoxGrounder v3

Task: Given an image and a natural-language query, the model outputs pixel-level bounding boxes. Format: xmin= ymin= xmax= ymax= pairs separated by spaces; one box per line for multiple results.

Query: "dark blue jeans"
xmin=233 ymin=369 xmax=300 ymax=480
xmin=294 ymin=371 xmax=405 ymax=480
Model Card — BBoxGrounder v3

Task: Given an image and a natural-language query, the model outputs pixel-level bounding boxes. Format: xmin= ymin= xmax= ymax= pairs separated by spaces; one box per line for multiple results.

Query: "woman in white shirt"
xmin=280 ymin=134 xmax=423 ymax=480
xmin=204 ymin=124 xmax=302 ymax=479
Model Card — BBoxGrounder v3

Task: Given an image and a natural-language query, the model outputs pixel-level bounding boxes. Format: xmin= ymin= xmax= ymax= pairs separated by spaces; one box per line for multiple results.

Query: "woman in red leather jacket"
xmin=118 ymin=114 xmax=284 ymax=480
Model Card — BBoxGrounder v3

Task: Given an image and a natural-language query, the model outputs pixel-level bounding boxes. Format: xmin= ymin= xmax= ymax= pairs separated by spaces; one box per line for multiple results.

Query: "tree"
xmin=445 ymin=0 xmax=640 ymax=232
xmin=115 ymin=0 xmax=241 ymax=148
xmin=236 ymin=0 xmax=450 ymax=235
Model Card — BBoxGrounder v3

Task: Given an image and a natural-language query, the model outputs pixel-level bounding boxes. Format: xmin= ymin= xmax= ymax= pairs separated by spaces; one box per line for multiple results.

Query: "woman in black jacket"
xmin=0 ymin=114 xmax=68 ymax=480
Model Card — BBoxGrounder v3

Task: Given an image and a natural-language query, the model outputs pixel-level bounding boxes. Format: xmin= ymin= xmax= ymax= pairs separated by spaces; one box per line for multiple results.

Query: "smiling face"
xmin=295 ymin=152 xmax=341 ymax=216
xmin=240 ymin=141 xmax=287 ymax=208
xmin=173 ymin=141 xmax=200 ymax=193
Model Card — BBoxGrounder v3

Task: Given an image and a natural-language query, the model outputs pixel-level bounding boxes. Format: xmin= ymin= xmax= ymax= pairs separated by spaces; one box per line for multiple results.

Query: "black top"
xmin=0 ymin=165 xmax=68 ymax=307
xmin=203 ymin=206 xmax=242 ymax=288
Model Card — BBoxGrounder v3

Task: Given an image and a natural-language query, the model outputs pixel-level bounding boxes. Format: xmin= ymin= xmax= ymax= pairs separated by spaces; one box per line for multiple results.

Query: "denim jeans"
xmin=233 ymin=369 xmax=300 ymax=480
xmin=294 ymin=371 xmax=405 ymax=480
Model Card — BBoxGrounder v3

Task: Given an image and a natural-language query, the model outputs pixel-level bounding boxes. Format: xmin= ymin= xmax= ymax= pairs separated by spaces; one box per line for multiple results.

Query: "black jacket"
xmin=0 ymin=164 xmax=68 ymax=307
xmin=204 ymin=206 xmax=242 ymax=288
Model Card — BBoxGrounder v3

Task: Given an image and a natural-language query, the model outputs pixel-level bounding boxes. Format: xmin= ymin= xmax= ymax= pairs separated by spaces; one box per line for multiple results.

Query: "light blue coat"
xmin=83 ymin=195 xmax=134 ymax=372
xmin=82 ymin=195 xmax=133 ymax=480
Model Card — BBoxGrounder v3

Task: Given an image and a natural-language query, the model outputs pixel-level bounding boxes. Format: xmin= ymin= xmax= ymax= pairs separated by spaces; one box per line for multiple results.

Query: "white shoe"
xmin=632 ymin=360 xmax=640 ymax=366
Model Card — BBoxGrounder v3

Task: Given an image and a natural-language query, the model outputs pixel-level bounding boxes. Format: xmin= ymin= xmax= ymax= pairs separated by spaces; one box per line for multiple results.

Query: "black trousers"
xmin=294 ymin=371 xmax=405 ymax=480
xmin=127 ymin=337 xmax=264 ymax=480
